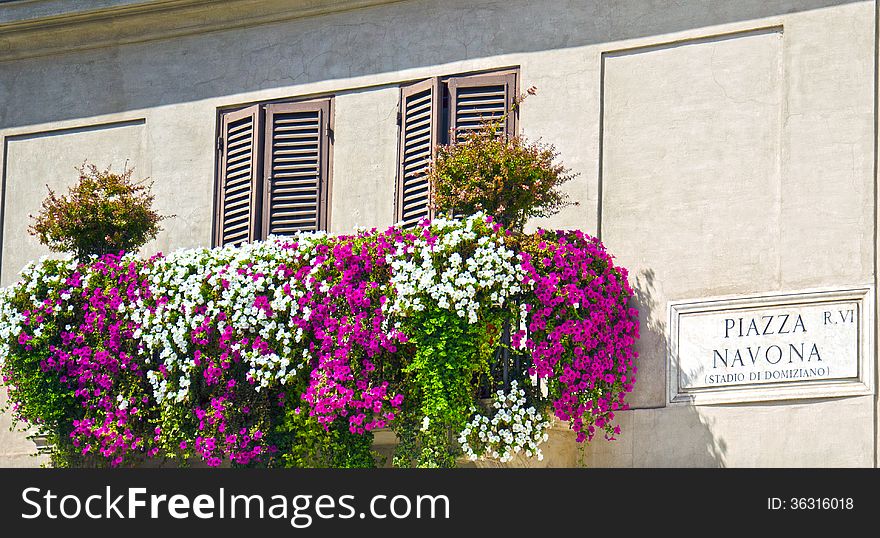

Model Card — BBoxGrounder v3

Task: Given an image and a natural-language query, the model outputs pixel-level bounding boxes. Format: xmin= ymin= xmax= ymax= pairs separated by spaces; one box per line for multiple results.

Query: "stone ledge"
xmin=371 ymin=418 xmax=580 ymax=468
xmin=0 ymin=0 xmax=403 ymax=62
xmin=0 ymin=0 xmax=191 ymax=27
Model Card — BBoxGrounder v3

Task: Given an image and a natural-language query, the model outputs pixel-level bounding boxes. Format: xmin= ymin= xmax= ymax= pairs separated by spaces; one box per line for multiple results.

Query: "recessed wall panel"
xmin=601 ymin=29 xmax=784 ymax=407
xmin=2 ymin=121 xmax=146 ymax=285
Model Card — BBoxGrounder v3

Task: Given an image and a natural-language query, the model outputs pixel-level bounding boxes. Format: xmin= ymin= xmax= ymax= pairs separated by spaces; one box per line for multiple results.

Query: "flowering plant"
xmin=428 ymin=90 xmax=577 ymax=233
xmin=0 ymin=214 xmax=637 ymax=468
xmin=28 ymin=163 xmax=170 ymax=260
xmin=388 ymin=215 xmax=522 ymax=467
xmin=514 ymin=230 xmax=639 ymax=442
xmin=459 ymin=381 xmax=550 ymax=463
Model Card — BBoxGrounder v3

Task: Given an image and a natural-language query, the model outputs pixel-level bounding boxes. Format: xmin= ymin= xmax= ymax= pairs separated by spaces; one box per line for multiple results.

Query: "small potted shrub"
xmin=29 ymin=162 xmax=169 ymax=260
xmin=428 ymin=89 xmax=577 ymax=234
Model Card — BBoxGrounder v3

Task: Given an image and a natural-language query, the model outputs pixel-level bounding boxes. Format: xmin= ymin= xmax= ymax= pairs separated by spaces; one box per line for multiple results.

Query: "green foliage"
xmin=384 ymin=215 xmax=518 ymax=467
xmin=264 ymin=373 xmax=378 ymax=469
xmin=29 ymin=162 xmax=170 ymax=260
xmin=392 ymin=306 xmax=505 ymax=467
xmin=0 ymin=259 xmax=77 ymax=467
xmin=429 ymin=90 xmax=577 ymax=233
xmin=268 ymin=411 xmax=377 ymax=468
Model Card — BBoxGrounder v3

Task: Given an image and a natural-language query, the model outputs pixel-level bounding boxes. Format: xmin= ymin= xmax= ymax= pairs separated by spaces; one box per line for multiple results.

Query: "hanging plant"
xmin=1 ymin=213 xmax=637 ymax=468
xmin=459 ymin=380 xmax=551 ymax=463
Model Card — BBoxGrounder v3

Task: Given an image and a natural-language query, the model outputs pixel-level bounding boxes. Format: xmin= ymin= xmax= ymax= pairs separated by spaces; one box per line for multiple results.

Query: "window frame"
xmin=394 ymin=67 xmax=520 ymax=225
xmin=213 ymin=95 xmax=334 ymax=247
xmin=214 ymin=103 xmax=263 ymax=246
xmin=395 ymin=77 xmax=442 ymax=226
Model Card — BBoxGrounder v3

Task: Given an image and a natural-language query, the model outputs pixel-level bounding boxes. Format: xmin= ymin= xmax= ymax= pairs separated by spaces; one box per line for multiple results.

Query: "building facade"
xmin=1 ymin=0 xmax=878 ymax=467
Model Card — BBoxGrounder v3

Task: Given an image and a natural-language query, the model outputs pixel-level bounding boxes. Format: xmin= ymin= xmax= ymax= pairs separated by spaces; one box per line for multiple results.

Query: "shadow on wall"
xmin=358 ymin=269 xmax=733 ymax=469
xmin=0 ymin=0 xmax=862 ymax=129
xmin=623 ymin=268 xmax=727 ymax=467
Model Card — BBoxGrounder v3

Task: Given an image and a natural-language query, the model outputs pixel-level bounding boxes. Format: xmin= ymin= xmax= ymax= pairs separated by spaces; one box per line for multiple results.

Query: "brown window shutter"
xmin=447 ymin=70 xmax=517 ymax=142
xmin=216 ymin=104 xmax=263 ymax=246
xmin=396 ymin=78 xmax=440 ymax=227
xmin=261 ymin=99 xmax=331 ymax=237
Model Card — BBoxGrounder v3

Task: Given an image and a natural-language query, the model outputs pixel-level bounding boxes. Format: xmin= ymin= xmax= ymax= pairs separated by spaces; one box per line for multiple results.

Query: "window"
xmin=215 ymin=98 xmax=332 ymax=246
xmin=395 ymin=68 xmax=518 ymax=227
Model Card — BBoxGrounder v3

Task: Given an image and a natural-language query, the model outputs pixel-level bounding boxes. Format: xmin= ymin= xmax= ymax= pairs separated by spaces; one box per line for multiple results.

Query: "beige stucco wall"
xmin=0 ymin=0 xmax=876 ymax=467
xmin=1 ymin=120 xmax=149 ymax=283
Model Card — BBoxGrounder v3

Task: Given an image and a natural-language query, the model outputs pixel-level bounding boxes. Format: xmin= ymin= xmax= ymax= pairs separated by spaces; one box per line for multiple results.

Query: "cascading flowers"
xmin=386 ymin=214 xmax=525 ymax=467
xmin=515 ymin=229 xmax=639 ymax=443
xmin=0 ymin=214 xmax=638 ymax=468
xmin=459 ymin=380 xmax=550 ymax=463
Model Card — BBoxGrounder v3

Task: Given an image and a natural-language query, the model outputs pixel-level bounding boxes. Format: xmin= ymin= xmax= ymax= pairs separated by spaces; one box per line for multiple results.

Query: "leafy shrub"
xmin=428 ymin=90 xmax=577 ymax=233
xmin=29 ymin=163 xmax=169 ymax=260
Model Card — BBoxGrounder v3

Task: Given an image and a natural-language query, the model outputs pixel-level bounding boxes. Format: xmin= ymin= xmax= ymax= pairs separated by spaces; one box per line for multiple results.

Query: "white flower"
xmin=458 ymin=381 xmax=550 ymax=464
xmin=0 ymin=215 xmax=552 ymax=458
xmin=384 ymin=214 xmax=525 ymax=322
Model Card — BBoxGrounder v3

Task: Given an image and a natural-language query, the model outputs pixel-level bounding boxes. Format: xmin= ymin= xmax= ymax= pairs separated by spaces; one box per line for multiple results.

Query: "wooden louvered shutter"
xmin=396 ymin=78 xmax=440 ymax=227
xmin=448 ymin=71 xmax=517 ymax=142
xmin=262 ymin=100 xmax=331 ymax=237
xmin=216 ymin=105 xmax=262 ymax=246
